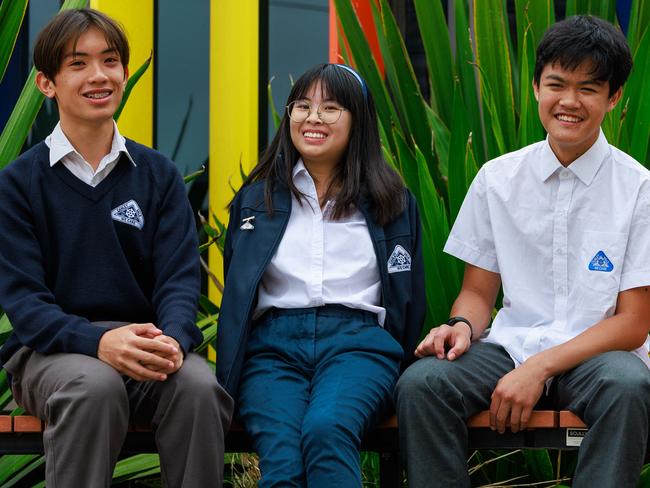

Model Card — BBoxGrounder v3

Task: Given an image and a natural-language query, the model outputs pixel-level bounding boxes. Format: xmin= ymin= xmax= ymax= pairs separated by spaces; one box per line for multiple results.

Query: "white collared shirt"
xmin=255 ymin=160 xmax=386 ymax=324
xmin=45 ymin=121 xmax=135 ymax=187
xmin=445 ymin=131 xmax=650 ymax=369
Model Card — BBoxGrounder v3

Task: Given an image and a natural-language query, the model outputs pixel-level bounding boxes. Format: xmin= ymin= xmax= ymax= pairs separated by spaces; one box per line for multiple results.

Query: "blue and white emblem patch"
xmin=387 ymin=245 xmax=411 ymax=274
xmin=588 ymin=250 xmax=613 ymax=272
xmin=111 ymin=199 xmax=144 ymax=230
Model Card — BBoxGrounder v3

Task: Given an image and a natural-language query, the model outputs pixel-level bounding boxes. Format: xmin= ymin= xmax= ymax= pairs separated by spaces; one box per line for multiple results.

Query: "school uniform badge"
xmin=111 ymin=200 xmax=144 ymax=230
xmin=388 ymin=245 xmax=411 ymax=273
xmin=588 ymin=250 xmax=613 ymax=272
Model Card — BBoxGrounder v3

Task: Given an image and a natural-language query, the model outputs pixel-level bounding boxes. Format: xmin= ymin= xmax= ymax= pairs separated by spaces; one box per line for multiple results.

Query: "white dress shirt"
xmin=445 ymin=131 xmax=650 ymax=369
xmin=255 ymin=160 xmax=386 ymax=324
xmin=45 ymin=121 xmax=135 ymax=186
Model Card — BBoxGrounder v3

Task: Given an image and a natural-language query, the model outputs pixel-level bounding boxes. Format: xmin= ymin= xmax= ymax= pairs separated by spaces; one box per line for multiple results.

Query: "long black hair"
xmin=239 ymin=63 xmax=405 ymax=226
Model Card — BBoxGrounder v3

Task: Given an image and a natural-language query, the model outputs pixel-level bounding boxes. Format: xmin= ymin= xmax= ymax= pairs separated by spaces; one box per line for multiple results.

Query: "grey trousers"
xmin=395 ymin=341 xmax=650 ymax=488
xmin=5 ymin=346 xmax=234 ymax=488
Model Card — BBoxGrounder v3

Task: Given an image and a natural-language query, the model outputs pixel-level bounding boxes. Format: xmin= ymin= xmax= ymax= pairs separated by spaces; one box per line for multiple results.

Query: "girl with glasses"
xmin=217 ymin=63 xmax=425 ymax=487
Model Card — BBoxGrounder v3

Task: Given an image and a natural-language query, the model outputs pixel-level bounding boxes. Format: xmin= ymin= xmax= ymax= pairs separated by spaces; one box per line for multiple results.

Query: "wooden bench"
xmin=0 ymin=411 xmax=587 ymax=487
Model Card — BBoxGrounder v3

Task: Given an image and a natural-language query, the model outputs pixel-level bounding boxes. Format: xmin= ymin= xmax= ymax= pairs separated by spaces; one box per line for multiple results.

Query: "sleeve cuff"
xmin=620 ymin=270 xmax=650 ymax=292
xmin=444 ymin=237 xmax=500 ymax=273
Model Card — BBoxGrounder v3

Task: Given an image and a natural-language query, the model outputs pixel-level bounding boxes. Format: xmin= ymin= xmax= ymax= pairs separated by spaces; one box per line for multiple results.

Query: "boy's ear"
xmin=532 ymin=81 xmax=540 ymax=102
xmin=608 ymin=87 xmax=623 ymax=112
xmin=35 ymin=72 xmax=56 ymax=99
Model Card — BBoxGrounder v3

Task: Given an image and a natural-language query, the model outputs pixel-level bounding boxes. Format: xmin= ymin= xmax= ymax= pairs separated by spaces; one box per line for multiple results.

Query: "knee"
xmin=396 ymin=357 xmax=457 ymax=406
xmin=55 ymin=361 xmax=127 ymax=414
xmin=167 ymin=357 xmax=233 ymax=410
xmin=302 ymin=413 xmax=359 ymax=452
xmin=596 ymin=363 xmax=650 ymax=404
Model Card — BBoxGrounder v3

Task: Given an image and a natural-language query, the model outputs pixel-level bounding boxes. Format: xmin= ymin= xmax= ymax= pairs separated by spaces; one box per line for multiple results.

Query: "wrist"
xmin=447 ymin=316 xmax=474 ymax=342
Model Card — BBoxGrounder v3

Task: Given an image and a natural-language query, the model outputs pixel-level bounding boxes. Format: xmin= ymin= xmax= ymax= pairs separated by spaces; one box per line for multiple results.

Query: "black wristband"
xmin=447 ymin=316 xmax=474 ymax=342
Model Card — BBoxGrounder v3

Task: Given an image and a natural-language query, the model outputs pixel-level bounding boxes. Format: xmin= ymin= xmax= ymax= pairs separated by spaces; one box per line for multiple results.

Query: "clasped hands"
xmin=98 ymin=323 xmax=183 ymax=382
xmin=415 ymin=323 xmax=546 ymax=434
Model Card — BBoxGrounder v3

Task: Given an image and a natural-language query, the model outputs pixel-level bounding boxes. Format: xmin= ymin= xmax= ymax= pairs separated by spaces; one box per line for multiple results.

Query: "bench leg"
xmin=379 ymin=451 xmax=402 ymax=488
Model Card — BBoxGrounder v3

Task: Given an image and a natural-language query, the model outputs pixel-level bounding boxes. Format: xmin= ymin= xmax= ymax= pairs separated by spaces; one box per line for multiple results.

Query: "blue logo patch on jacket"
xmin=588 ymin=251 xmax=613 ymax=272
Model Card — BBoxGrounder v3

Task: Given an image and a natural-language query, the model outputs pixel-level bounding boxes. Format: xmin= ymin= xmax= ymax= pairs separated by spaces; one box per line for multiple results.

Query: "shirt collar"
xmin=45 ymin=121 xmax=136 ymax=168
xmin=292 ymin=159 xmax=316 ymax=197
xmin=537 ymin=130 xmax=608 ymax=185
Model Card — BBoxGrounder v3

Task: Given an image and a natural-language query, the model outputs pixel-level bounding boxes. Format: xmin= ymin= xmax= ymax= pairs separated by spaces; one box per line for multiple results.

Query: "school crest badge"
xmin=387 ymin=245 xmax=411 ymax=273
xmin=111 ymin=199 xmax=144 ymax=230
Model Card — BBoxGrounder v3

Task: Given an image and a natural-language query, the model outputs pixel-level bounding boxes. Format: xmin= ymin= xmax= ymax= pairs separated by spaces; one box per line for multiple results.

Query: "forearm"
xmin=449 ymin=288 xmax=494 ymax=339
xmin=527 ymin=311 xmax=650 ymax=380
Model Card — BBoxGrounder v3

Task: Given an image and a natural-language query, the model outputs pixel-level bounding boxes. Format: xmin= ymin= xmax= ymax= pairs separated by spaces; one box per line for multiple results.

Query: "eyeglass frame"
xmin=285 ymin=100 xmax=348 ymax=125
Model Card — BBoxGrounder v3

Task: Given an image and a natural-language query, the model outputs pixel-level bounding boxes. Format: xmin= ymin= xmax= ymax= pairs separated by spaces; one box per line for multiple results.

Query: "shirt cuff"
xmin=444 ymin=237 xmax=499 ymax=273
xmin=620 ymin=270 xmax=650 ymax=292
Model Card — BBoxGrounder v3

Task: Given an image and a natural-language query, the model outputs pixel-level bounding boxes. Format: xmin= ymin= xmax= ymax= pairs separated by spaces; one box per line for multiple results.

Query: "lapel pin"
xmin=240 ymin=216 xmax=255 ymax=230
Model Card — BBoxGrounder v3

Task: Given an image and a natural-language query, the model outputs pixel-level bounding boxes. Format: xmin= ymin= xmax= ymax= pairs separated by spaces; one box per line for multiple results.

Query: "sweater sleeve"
xmin=150 ymin=164 xmax=203 ymax=354
xmin=0 ymin=162 xmax=109 ymax=357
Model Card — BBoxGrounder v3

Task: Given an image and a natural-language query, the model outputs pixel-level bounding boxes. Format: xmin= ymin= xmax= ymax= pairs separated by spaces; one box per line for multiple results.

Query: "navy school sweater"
xmin=0 ymin=140 xmax=203 ymax=367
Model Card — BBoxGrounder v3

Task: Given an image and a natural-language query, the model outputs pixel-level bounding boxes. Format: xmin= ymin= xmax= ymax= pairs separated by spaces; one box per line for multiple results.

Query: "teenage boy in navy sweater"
xmin=0 ymin=9 xmax=233 ymax=487
xmin=396 ymin=16 xmax=650 ymax=488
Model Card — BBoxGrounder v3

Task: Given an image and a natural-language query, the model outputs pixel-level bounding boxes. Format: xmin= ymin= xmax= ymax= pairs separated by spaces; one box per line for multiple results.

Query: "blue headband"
xmin=335 ymin=64 xmax=368 ymax=100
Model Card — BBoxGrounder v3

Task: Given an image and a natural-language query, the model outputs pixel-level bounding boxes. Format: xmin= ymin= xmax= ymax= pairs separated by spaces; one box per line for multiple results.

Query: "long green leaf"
xmin=515 ymin=0 xmax=554 ymax=65
xmin=113 ymin=53 xmax=153 ymax=122
xmin=448 ymin=81 xmax=471 ymax=223
xmin=565 ymin=0 xmax=616 ymax=22
xmin=412 ymin=0 xmax=453 ymax=122
xmin=0 ymin=0 xmax=28 ymax=84
xmin=473 ymin=0 xmax=517 ymax=155
xmin=623 ymin=25 xmax=650 ymax=164
xmin=518 ymin=23 xmax=545 ymax=147
xmin=0 ymin=0 xmax=88 ymax=169
xmin=454 ymin=0 xmax=486 ymax=164
xmin=0 ymin=455 xmax=44 ymax=487
xmin=333 ymin=0 xmax=398 ymax=152
xmin=424 ymin=105 xmax=450 ymax=177
xmin=628 ymin=0 xmax=650 ymax=52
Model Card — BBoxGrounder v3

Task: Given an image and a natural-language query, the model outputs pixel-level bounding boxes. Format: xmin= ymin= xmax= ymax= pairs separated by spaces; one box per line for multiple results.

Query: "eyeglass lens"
xmin=287 ymin=101 xmax=343 ymax=124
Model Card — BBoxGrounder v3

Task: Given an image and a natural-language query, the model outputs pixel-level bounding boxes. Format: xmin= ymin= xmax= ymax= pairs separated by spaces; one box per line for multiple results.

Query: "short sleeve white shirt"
xmin=444 ymin=131 xmax=650 ymax=369
xmin=255 ymin=160 xmax=386 ymax=323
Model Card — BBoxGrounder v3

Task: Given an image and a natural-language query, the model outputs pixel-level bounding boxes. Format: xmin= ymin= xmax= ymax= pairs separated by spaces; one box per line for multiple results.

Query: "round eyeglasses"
xmin=286 ymin=100 xmax=347 ymax=124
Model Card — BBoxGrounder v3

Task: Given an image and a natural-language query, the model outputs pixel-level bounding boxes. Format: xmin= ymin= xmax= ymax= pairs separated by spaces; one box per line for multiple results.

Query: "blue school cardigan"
xmin=216 ymin=180 xmax=426 ymax=398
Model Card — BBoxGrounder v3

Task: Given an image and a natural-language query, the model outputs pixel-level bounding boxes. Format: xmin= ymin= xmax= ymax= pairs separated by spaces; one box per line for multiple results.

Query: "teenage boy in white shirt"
xmin=396 ymin=15 xmax=650 ymax=488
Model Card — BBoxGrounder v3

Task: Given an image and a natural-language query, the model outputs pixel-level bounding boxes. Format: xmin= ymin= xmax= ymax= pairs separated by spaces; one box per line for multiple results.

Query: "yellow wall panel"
xmin=209 ymin=1 xmax=259 ymax=303
xmin=90 ymin=0 xmax=154 ymax=146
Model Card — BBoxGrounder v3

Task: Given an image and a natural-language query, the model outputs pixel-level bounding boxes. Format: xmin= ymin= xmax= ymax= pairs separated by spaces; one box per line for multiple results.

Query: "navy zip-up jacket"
xmin=216 ymin=180 xmax=426 ymax=398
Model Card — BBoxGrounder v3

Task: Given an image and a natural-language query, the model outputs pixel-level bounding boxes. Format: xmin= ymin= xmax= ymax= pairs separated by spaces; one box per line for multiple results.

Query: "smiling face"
xmin=533 ymin=61 xmax=621 ymax=165
xmin=289 ymin=81 xmax=352 ymax=171
xmin=36 ymin=27 xmax=128 ymax=133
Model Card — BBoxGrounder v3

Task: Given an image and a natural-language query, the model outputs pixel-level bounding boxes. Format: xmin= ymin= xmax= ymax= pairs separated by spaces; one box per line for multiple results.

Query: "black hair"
xmin=238 ymin=63 xmax=405 ymax=226
xmin=534 ymin=15 xmax=632 ymax=96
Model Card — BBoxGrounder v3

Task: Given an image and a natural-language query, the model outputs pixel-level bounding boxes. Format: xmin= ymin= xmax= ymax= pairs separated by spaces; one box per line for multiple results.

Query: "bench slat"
xmin=0 ymin=416 xmax=11 ymax=433
xmin=13 ymin=416 xmax=43 ymax=432
xmin=559 ymin=410 xmax=587 ymax=428
xmin=467 ymin=410 xmax=558 ymax=428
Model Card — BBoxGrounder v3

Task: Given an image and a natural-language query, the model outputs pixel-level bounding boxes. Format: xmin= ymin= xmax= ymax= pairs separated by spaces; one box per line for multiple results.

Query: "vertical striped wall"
xmin=209 ymin=1 xmax=259 ymax=304
xmin=90 ymin=0 xmax=154 ymax=147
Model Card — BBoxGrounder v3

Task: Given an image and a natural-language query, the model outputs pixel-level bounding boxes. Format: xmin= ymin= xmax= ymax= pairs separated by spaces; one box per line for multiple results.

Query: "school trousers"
xmin=395 ymin=341 xmax=650 ymax=488
xmin=237 ymin=305 xmax=403 ymax=488
xmin=5 ymin=336 xmax=234 ymax=488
